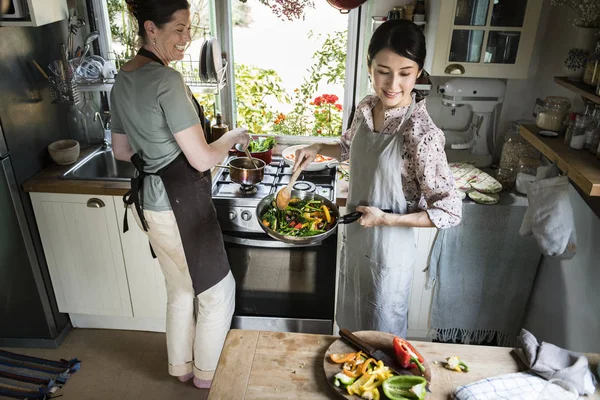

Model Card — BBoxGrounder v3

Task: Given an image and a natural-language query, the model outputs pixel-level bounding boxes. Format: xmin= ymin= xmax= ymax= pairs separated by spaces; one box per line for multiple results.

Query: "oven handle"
xmin=222 ymin=234 xmax=321 ymax=248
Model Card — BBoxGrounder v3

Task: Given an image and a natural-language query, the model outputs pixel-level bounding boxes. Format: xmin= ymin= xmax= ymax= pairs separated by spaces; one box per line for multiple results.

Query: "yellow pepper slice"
xmin=322 ymin=205 xmax=331 ymax=223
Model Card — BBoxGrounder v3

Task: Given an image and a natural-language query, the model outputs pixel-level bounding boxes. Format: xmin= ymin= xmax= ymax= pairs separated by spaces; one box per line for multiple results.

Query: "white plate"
xmin=281 ymin=145 xmax=337 ymax=172
xmin=539 ymin=130 xmax=559 ymax=138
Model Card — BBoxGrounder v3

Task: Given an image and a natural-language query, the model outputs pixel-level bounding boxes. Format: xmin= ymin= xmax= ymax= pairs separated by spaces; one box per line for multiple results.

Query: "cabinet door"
xmin=30 ymin=193 xmax=132 ymax=317
xmin=431 ymin=0 xmax=543 ymax=79
xmin=0 ymin=0 xmax=68 ymax=27
xmin=114 ymin=200 xmax=167 ymax=320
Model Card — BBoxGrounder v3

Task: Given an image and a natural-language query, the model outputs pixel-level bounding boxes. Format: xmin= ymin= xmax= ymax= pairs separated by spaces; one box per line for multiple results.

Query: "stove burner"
xmin=293 ymin=181 xmax=316 ymax=193
xmin=239 ymin=185 xmax=258 ymax=195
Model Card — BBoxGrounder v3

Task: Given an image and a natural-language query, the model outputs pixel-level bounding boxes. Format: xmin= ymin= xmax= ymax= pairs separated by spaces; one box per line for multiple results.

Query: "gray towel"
xmin=427 ymin=194 xmax=542 ymax=346
xmin=520 ymin=165 xmax=577 ymax=260
xmin=514 ymin=329 xmax=597 ymax=395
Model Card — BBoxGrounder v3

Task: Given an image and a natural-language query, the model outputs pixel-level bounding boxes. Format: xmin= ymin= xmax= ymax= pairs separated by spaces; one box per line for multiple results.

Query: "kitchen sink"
xmin=62 ymin=145 xmax=136 ymax=182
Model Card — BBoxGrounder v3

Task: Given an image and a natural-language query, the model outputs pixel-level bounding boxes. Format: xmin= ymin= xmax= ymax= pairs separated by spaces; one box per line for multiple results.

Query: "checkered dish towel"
xmin=452 ymin=372 xmax=578 ymax=400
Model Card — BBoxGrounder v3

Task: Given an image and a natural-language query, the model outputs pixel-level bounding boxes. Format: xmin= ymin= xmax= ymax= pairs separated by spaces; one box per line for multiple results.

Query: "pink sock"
xmin=193 ymin=377 xmax=212 ymax=389
xmin=177 ymin=372 xmax=193 ymax=383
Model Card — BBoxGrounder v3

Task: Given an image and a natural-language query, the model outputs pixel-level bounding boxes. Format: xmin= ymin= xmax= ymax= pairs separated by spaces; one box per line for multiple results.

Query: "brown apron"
xmin=122 ymin=48 xmax=229 ymax=296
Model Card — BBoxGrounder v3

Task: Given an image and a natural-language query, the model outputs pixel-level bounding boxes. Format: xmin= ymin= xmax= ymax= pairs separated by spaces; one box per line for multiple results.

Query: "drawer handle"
xmin=87 ymin=198 xmax=105 ymax=208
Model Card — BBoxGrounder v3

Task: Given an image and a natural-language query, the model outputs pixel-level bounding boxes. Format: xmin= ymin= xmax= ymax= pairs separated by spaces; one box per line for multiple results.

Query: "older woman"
xmin=294 ymin=20 xmax=462 ymax=338
xmin=110 ymin=0 xmax=249 ymax=389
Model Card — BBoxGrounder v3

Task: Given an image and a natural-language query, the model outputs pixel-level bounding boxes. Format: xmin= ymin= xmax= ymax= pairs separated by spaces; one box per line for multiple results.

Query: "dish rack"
xmin=173 ymin=53 xmax=227 ymax=94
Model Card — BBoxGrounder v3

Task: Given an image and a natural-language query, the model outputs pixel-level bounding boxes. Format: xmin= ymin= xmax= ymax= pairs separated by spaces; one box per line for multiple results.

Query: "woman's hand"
xmin=228 ymin=127 xmax=251 ymax=149
xmin=356 ymin=206 xmax=388 ymax=227
xmin=293 ymin=143 xmax=322 ymax=172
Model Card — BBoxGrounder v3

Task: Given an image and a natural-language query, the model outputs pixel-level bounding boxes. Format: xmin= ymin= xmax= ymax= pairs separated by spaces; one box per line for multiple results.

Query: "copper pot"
xmin=216 ymin=157 xmax=265 ymax=186
xmin=326 ymin=0 xmax=367 ymax=13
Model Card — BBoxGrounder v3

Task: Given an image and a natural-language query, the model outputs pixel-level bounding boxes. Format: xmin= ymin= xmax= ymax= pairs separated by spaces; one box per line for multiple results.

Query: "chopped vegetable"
xmin=334 ymin=372 xmax=357 ymax=387
xmin=445 ymin=355 xmax=469 ymax=372
xmin=381 ymin=375 xmax=427 ymax=400
xmin=330 ymin=352 xmax=356 ymax=364
xmin=393 ymin=337 xmax=426 ymax=372
xmin=322 ymin=204 xmax=331 ymax=223
xmin=247 ymin=136 xmax=276 ymax=153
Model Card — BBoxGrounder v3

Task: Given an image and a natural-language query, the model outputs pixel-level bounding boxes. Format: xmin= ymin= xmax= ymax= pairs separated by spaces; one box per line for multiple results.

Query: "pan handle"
xmin=214 ymin=165 xmax=230 ymax=169
xmin=339 ymin=209 xmax=393 ymax=224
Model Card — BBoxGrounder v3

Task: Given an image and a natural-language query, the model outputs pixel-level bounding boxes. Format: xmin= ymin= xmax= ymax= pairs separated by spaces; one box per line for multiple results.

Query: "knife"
xmin=339 ymin=328 xmax=432 ymax=392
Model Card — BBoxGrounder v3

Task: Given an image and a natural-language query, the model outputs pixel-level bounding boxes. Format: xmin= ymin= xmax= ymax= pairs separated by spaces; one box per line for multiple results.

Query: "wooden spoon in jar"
xmin=276 ymin=167 xmax=302 ymax=210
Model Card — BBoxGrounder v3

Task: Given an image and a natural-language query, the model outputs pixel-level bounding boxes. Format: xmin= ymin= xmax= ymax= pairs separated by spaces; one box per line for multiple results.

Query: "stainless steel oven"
xmin=212 ymin=155 xmax=338 ymax=334
xmin=223 ymin=232 xmax=337 ymax=334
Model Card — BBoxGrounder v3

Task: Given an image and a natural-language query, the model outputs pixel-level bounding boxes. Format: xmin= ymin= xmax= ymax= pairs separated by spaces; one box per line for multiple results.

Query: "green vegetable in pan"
xmin=260 ymin=198 xmax=336 ymax=237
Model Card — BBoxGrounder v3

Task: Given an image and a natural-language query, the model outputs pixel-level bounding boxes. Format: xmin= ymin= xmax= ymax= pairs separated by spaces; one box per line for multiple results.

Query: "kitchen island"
xmin=208 ymin=329 xmax=600 ymax=400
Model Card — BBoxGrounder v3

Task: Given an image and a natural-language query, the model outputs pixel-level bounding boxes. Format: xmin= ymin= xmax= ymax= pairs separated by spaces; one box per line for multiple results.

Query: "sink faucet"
xmin=94 ymin=112 xmax=112 ymax=148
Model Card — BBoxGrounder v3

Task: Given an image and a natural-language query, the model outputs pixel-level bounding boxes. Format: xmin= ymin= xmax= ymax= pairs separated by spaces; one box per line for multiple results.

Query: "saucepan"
xmin=216 ymin=157 xmax=266 ymax=186
xmin=256 ymin=189 xmax=381 ymax=245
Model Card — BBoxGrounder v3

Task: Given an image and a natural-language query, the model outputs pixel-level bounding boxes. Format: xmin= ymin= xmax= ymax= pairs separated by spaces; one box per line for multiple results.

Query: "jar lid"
xmin=544 ymin=96 xmax=571 ymax=109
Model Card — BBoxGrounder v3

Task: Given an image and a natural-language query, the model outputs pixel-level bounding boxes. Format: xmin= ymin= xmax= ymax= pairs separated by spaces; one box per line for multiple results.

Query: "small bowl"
xmin=48 ymin=139 xmax=80 ymax=165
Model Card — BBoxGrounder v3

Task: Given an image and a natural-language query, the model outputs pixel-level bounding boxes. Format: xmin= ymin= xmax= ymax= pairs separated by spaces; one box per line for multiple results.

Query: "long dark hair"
xmin=367 ymin=19 xmax=426 ymax=71
xmin=125 ymin=0 xmax=190 ymax=41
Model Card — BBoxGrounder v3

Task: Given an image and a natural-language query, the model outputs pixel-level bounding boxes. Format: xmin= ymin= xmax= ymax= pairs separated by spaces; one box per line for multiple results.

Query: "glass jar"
xmin=535 ymin=96 xmax=571 ymax=132
xmin=518 ymin=157 xmax=542 ymax=176
xmin=569 ymin=114 xmax=588 ymax=150
xmin=499 ymin=120 xmax=541 ymax=170
xmin=583 ymin=41 xmax=600 ymax=86
xmin=496 ymin=167 xmax=516 ymax=191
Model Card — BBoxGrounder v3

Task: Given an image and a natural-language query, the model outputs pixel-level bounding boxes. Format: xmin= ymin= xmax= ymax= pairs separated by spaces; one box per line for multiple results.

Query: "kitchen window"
xmin=90 ymin=0 xmax=357 ymax=137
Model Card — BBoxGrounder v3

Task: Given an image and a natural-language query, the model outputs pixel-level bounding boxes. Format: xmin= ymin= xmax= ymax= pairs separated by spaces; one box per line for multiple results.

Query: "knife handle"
xmin=340 ymin=328 xmax=377 ymax=355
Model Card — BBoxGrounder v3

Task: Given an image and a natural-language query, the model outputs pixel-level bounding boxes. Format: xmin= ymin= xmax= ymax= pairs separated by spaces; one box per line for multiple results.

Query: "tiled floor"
xmin=1 ymin=329 xmax=209 ymax=400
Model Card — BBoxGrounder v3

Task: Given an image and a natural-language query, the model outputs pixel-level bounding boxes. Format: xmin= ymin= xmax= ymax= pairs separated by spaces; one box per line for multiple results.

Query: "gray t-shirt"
xmin=110 ymin=62 xmax=201 ymax=211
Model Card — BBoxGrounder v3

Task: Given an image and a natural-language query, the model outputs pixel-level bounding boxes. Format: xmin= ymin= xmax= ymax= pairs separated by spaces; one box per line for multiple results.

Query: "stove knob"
xmin=229 ymin=211 xmax=237 ymax=220
xmin=241 ymin=211 xmax=252 ymax=221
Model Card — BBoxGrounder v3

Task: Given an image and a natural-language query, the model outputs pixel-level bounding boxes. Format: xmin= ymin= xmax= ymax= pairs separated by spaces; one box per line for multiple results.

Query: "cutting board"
xmin=323 ymin=331 xmax=430 ymax=399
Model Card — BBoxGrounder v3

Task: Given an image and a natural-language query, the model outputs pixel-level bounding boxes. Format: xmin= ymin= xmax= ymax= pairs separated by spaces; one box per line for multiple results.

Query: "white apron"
xmin=337 ymin=98 xmax=417 ymax=338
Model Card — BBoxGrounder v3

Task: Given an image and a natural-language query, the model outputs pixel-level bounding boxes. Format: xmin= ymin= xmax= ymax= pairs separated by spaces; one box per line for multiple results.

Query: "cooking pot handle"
xmin=339 ymin=209 xmax=393 ymax=224
xmin=214 ymin=165 xmax=230 ymax=169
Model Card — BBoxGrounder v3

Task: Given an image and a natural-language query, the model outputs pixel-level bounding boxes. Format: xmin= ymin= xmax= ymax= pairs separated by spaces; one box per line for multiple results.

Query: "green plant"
xmin=234 ymin=63 xmax=290 ymax=134
xmin=239 ymin=0 xmax=315 ymax=21
xmin=550 ymin=0 xmax=600 ymax=27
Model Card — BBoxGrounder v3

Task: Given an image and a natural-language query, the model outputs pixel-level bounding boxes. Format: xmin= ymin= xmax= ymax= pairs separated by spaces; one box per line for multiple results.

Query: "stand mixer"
xmin=437 ymin=78 xmax=506 ymax=167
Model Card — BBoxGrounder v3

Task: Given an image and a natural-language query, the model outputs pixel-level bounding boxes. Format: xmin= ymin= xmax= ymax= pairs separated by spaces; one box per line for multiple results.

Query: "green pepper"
xmin=381 ymin=376 xmax=427 ymax=400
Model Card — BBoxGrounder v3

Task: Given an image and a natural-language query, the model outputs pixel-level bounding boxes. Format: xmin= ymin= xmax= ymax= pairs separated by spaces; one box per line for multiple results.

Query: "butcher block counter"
xmin=208 ymin=329 xmax=600 ymax=400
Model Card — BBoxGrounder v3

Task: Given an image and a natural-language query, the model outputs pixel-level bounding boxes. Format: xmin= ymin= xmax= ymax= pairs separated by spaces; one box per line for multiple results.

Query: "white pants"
xmin=133 ymin=208 xmax=235 ymax=380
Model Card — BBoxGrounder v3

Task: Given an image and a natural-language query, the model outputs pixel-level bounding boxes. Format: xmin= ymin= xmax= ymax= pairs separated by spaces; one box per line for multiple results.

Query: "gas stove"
xmin=212 ymin=155 xmax=337 ymax=233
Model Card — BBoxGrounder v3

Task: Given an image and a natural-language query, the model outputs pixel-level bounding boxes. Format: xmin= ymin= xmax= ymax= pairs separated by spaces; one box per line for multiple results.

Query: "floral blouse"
xmin=339 ymin=94 xmax=462 ymax=229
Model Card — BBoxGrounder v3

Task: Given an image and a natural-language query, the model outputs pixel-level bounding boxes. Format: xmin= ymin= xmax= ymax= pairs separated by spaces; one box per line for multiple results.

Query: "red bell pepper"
xmin=393 ymin=337 xmax=426 ymax=372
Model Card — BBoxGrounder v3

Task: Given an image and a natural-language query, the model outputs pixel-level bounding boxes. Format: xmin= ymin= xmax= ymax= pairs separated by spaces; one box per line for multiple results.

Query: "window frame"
xmin=91 ymin=0 xmax=360 ymax=142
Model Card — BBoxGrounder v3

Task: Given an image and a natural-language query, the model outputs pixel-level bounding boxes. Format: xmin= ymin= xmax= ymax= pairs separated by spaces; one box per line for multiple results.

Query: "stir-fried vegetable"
xmin=261 ymin=197 xmax=336 ymax=237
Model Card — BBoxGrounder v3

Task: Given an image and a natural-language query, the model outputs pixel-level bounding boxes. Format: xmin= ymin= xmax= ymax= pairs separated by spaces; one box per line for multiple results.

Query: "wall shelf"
xmin=520 ymin=124 xmax=600 ymax=197
xmin=554 ymin=77 xmax=600 ymax=105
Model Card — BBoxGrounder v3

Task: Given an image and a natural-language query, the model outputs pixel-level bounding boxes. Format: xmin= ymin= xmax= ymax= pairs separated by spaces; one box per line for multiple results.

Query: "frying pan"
xmin=256 ymin=190 xmax=389 ymax=245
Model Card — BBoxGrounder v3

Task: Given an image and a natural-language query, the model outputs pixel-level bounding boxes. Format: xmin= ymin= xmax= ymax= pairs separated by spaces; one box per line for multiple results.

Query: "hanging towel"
xmin=519 ymin=165 xmax=577 ymax=260
xmin=427 ymin=193 xmax=542 ymax=347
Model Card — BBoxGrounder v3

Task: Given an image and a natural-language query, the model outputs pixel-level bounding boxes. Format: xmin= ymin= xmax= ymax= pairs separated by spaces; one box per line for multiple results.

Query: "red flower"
xmin=335 ymin=104 xmax=342 ymax=111
xmin=313 ymin=96 xmax=324 ymax=106
xmin=322 ymin=94 xmax=338 ymax=104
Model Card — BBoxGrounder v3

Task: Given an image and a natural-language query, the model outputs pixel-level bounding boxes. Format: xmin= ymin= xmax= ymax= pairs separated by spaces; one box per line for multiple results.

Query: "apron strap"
xmin=122 ymin=154 xmax=158 ymax=233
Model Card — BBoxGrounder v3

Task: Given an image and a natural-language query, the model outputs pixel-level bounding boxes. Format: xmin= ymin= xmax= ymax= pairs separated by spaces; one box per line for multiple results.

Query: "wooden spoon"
xmin=276 ymin=167 xmax=302 ymax=210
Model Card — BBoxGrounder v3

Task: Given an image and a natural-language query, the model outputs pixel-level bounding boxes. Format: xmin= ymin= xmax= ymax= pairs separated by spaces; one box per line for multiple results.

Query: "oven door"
xmin=223 ymin=232 xmax=337 ymax=334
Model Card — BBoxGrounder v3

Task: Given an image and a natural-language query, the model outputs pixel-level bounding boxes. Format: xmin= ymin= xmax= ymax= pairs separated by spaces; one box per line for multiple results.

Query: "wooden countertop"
xmin=208 ymin=329 xmax=600 ymax=400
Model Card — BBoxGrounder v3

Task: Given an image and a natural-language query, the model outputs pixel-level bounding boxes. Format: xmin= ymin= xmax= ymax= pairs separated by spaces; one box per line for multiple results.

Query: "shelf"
xmin=554 ymin=77 xmax=600 ymax=105
xmin=520 ymin=124 xmax=600 ymax=197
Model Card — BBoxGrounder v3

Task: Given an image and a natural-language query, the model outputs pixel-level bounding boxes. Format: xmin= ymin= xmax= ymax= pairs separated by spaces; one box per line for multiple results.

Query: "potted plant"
xmin=550 ymin=0 xmax=600 ymax=52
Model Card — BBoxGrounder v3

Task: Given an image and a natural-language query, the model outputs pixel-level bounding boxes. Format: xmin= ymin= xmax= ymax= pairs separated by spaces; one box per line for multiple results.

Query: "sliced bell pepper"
xmin=445 ymin=355 xmax=469 ymax=372
xmin=322 ymin=205 xmax=331 ymax=223
xmin=360 ymin=388 xmax=380 ymax=400
xmin=393 ymin=337 xmax=426 ymax=372
xmin=330 ymin=352 xmax=356 ymax=364
xmin=382 ymin=375 xmax=428 ymax=400
xmin=360 ymin=358 xmax=375 ymax=375
xmin=347 ymin=373 xmax=372 ymax=395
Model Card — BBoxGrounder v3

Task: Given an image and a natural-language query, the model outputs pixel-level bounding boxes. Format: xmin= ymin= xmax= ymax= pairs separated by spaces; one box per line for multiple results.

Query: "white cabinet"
xmin=425 ymin=0 xmax=543 ymax=79
xmin=30 ymin=193 xmax=132 ymax=317
xmin=114 ymin=200 xmax=167 ymax=319
xmin=0 ymin=0 xmax=68 ymax=27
